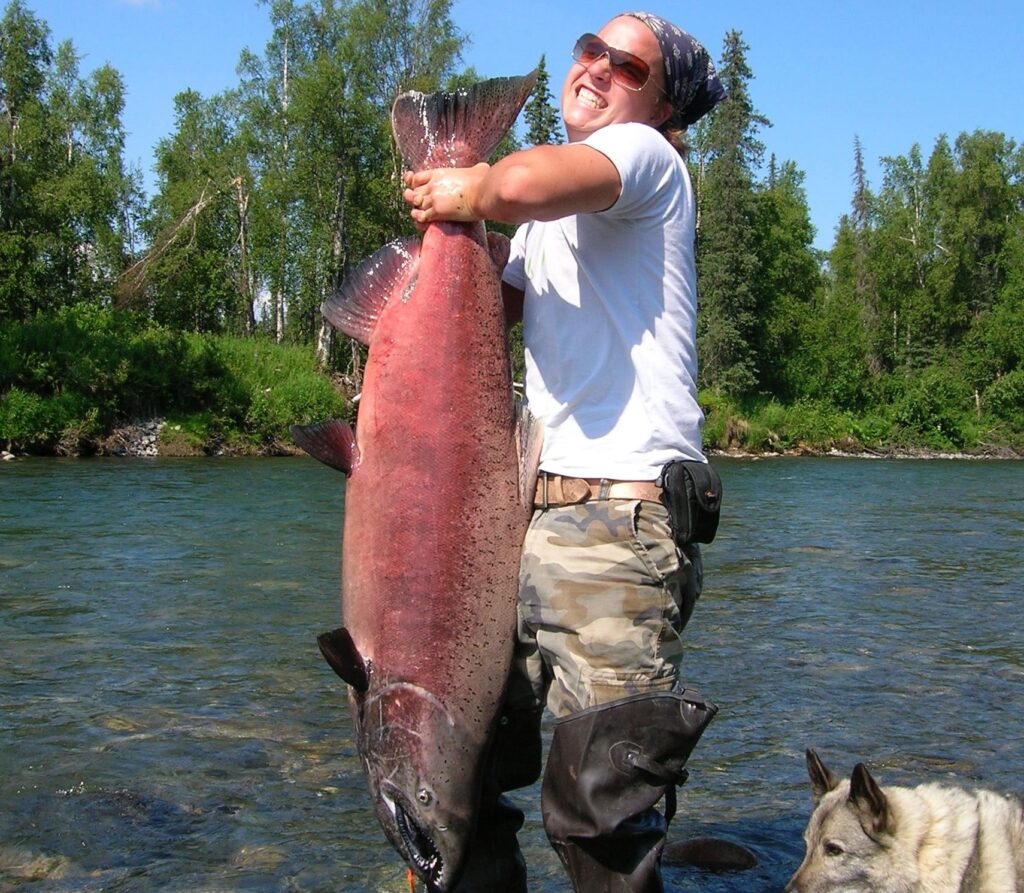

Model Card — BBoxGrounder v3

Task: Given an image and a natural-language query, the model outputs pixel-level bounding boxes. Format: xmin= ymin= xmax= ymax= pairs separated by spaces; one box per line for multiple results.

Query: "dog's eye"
xmin=823 ymin=841 xmax=845 ymax=857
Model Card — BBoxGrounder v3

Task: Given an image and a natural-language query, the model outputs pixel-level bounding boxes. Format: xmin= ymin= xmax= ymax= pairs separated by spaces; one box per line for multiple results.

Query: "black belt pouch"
xmin=657 ymin=459 xmax=723 ymax=546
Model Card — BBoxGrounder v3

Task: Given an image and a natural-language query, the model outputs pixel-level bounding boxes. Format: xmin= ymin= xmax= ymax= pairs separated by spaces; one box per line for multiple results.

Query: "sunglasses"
xmin=571 ymin=33 xmax=653 ymax=92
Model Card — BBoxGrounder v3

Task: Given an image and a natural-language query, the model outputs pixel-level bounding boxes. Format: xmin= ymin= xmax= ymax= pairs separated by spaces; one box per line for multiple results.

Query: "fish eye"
xmin=417 ymin=788 xmax=433 ymax=806
xmin=823 ymin=841 xmax=844 ymax=857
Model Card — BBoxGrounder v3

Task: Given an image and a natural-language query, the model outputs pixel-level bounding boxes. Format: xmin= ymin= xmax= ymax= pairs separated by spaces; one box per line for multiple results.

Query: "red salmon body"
xmin=292 ymin=72 xmax=539 ymax=892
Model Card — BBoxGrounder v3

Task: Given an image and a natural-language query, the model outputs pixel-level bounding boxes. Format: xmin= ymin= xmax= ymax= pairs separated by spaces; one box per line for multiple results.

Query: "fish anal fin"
xmin=290 ymin=420 xmax=358 ymax=474
xmin=317 ymin=627 xmax=369 ymax=694
xmin=322 ymin=237 xmax=421 ymax=344
xmin=391 ymin=71 xmax=538 ymax=171
xmin=516 ymin=401 xmax=543 ymax=513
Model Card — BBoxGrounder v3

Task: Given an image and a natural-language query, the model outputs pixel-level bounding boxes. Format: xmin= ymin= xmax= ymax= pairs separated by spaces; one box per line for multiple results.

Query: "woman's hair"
xmin=659 ymin=124 xmax=690 ymax=157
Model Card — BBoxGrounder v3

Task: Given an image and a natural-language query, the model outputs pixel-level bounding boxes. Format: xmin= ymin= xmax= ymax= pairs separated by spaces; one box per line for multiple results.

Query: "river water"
xmin=1 ymin=456 xmax=1022 ymax=892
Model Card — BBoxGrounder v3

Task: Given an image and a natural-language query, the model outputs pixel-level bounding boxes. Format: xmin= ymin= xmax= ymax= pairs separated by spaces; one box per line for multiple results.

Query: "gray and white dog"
xmin=786 ymin=748 xmax=1024 ymax=893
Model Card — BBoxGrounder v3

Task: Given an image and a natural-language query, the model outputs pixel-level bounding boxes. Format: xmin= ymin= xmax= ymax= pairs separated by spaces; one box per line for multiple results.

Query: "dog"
xmin=786 ymin=748 xmax=1024 ymax=892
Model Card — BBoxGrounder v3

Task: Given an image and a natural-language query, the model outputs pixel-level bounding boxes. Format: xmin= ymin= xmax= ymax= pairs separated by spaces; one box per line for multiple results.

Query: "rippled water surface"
xmin=2 ymin=457 xmax=1022 ymax=891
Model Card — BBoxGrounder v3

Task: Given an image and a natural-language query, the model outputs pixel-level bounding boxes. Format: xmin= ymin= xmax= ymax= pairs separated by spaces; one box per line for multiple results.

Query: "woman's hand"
xmin=401 ymin=144 xmax=620 ymax=227
xmin=402 ymin=163 xmax=489 ymax=227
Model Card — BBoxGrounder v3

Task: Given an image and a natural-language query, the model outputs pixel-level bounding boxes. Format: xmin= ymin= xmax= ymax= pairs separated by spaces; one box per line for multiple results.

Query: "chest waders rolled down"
xmin=540 ymin=688 xmax=717 ymax=893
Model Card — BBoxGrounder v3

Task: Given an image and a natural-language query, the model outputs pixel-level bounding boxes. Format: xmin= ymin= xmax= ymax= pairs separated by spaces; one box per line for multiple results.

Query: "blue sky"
xmin=24 ymin=0 xmax=1024 ymax=250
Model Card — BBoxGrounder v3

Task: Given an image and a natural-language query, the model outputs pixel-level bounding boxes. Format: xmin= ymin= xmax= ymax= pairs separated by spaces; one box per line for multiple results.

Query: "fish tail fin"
xmin=322 ymin=237 xmax=421 ymax=344
xmin=516 ymin=401 xmax=543 ymax=513
xmin=391 ymin=70 xmax=538 ymax=171
xmin=290 ymin=419 xmax=358 ymax=474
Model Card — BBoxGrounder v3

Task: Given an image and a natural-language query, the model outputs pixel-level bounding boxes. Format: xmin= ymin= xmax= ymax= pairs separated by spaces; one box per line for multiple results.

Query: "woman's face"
xmin=561 ymin=16 xmax=671 ymax=143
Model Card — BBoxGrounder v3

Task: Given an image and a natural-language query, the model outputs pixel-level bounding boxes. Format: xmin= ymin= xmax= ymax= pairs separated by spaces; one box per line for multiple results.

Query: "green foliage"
xmin=889 ymin=365 xmax=976 ymax=449
xmin=752 ymin=158 xmax=823 ymax=397
xmin=0 ymin=305 xmax=347 ymax=453
xmin=2 ymin=2 xmax=1021 ymax=456
xmin=1 ymin=1 xmax=140 ymax=322
xmin=211 ymin=335 xmax=347 ymax=445
xmin=0 ymin=387 xmax=46 ymax=446
xmin=826 ymin=130 xmax=1023 ymax=426
xmin=0 ymin=387 xmax=99 ymax=452
xmin=983 ymin=369 xmax=1024 ymax=423
xmin=523 ymin=55 xmax=563 ymax=146
xmin=698 ymin=29 xmax=770 ymax=397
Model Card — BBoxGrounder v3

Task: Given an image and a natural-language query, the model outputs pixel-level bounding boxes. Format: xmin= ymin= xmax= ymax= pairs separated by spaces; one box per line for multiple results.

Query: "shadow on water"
xmin=1 ymin=456 xmax=1022 ymax=891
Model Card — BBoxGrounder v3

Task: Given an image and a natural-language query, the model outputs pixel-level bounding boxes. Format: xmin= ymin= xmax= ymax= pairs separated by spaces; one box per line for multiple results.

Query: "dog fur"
xmin=786 ymin=748 xmax=1024 ymax=893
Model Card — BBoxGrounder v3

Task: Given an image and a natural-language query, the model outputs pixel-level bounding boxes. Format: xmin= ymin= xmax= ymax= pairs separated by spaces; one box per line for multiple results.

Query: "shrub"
xmin=0 ymin=387 xmax=96 ymax=452
xmin=0 ymin=306 xmax=349 ymax=454
xmin=0 ymin=387 xmax=47 ymax=448
xmin=698 ymin=389 xmax=743 ymax=451
xmin=983 ymin=369 xmax=1024 ymax=423
xmin=890 ymin=367 xmax=975 ymax=449
xmin=214 ymin=335 xmax=348 ymax=446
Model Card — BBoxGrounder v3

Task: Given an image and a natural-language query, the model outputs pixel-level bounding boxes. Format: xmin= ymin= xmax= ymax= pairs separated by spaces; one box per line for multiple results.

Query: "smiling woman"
xmin=559 ymin=15 xmax=672 ymax=141
xmin=399 ymin=11 xmax=728 ymax=892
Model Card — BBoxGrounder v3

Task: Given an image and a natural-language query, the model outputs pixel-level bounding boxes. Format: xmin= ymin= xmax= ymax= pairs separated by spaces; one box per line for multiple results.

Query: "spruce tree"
xmin=850 ymin=134 xmax=884 ymax=375
xmin=697 ymin=29 xmax=767 ymax=396
xmin=523 ymin=55 xmax=562 ymax=146
xmin=752 ymin=158 xmax=822 ymax=398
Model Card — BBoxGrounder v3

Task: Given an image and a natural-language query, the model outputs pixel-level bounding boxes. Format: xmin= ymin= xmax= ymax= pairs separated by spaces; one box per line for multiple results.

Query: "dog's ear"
xmin=806 ymin=748 xmax=839 ymax=805
xmin=849 ymin=763 xmax=895 ymax=839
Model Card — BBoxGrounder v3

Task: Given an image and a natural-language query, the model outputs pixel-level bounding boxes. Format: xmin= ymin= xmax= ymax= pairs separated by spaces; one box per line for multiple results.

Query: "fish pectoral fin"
xmin=290 ymin=420 xmax=358 ymax=474
xmin=317 ymin=626 xmax=370 ymax=694
xmin=486 ymin=231 xmax=510 ymax=272
xmin=322 ymin=238 xmax=421 ymax=344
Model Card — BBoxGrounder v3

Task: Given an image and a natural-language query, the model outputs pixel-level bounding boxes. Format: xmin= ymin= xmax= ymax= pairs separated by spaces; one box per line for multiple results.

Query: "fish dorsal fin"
xmin=290 ymin=420 xmax=358 ymax=474
xmin=516 ymin=401 xmax=543 ymax=513
xmin=317 ymin=627 xmax=369 ymax=694
xmin=391 ymin=70 xmax=538 ymax=171
xmin=322 ymin=237 xmax=421 ymax=345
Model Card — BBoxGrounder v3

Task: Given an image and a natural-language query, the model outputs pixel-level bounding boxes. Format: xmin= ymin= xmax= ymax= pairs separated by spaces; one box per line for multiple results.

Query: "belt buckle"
xmin=562 ymin=477 xmax=592 ymax=504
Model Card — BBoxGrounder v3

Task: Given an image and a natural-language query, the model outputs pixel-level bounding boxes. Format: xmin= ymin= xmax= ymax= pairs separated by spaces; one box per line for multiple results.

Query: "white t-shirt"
xmin=502 ymin=122 xmax=705 ymax=480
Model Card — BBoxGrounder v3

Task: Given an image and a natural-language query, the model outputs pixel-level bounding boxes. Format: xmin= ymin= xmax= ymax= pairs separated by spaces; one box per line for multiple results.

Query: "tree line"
xmin=2 ymin=0 xmax=1022 ymax=455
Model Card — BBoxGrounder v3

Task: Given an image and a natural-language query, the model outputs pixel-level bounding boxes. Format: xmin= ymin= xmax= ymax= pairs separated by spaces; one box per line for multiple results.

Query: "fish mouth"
xmin=387 ymin=794 xmax=444 ymax=888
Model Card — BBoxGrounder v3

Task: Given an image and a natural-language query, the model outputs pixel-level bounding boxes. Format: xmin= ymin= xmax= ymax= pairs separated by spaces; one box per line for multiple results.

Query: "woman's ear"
xmin=651 ymin=99 xmax=672 ymax=128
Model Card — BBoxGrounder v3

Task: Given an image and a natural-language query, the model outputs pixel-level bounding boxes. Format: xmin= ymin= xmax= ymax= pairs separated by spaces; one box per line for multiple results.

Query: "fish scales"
xmin=346 ymin=223 xmax=521 ymax=690
xmin=292 ymin=71 xmax=539 ymax=893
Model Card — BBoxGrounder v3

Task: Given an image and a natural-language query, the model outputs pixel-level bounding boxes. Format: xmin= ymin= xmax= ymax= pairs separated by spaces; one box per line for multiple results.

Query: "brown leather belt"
xmin=534 ymin=472 xmax=662 ymax=508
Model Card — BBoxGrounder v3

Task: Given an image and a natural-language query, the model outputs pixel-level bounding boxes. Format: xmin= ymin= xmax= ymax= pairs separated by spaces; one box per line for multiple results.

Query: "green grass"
xmin=0 ymin=305 xmax=349 ymax=455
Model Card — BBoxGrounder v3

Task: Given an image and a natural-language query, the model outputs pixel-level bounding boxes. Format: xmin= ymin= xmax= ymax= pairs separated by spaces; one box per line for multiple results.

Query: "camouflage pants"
xmin=504 ymin=499 xmax=703 ymax=719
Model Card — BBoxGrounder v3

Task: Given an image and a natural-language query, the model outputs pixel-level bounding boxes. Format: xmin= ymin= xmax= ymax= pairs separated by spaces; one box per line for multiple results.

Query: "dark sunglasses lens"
xmin=611 ymin=52 xmax=649 ymax=90
xmin=571 ymin=33 xmax=650 ymax=90
xmin=573 ymin=34 xmax=605 ymax=63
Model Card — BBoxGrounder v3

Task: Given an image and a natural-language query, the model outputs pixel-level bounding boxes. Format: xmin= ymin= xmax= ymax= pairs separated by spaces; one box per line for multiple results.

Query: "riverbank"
xmin=2 ymin=417 xmax=1020 ymax=461
xmin=710 ymin=443 xmax=1024 ymax=461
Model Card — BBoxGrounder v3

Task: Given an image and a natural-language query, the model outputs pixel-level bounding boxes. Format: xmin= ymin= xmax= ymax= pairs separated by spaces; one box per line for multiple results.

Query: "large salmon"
xmin=292 ymin=72 xmax=539 ymax=892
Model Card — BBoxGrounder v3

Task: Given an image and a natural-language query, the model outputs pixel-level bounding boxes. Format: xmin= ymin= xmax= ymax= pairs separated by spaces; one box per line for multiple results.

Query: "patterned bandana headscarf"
xmin=623 ymin=11 xmax=726 ymax=129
